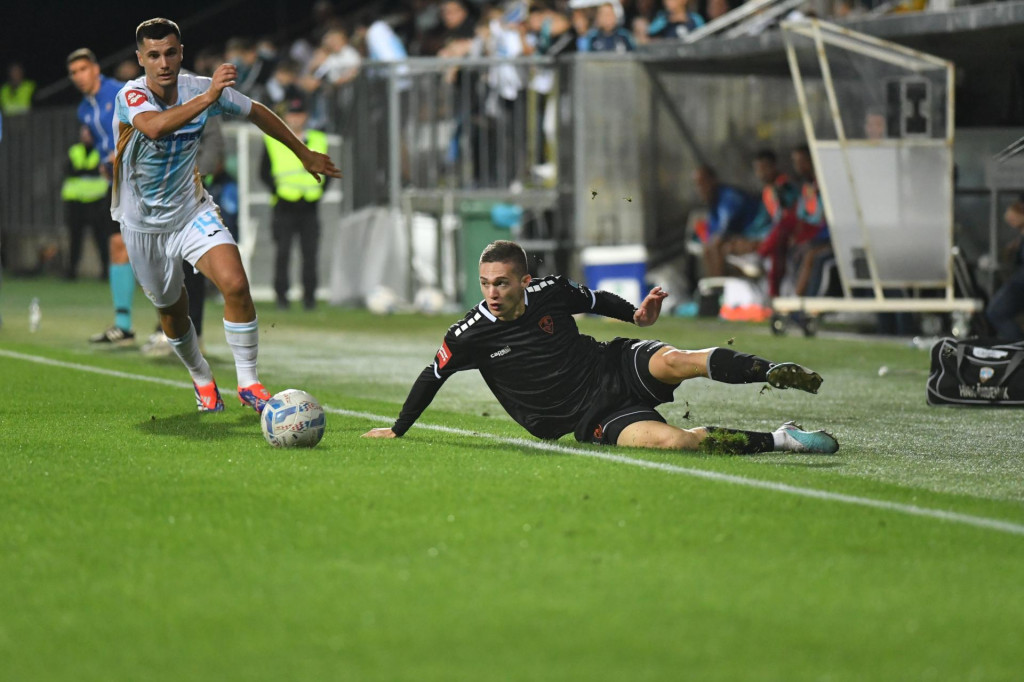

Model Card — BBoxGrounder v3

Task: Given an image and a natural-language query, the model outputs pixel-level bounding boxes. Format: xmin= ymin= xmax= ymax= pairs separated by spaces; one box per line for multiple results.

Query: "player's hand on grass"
xmin=303 ymin=150 xmax=343 ymax=182
xmin=634 ymin=286 xmax=668 ymax=327
xmin=208 ymin=63 xmax=237 ymax=100
xmin=362 ymin=427 xmax=397 ymax=439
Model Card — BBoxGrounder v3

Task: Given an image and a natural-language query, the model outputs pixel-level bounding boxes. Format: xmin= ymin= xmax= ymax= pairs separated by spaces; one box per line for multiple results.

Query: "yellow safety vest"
xmin=0 ymin=80 xmax=35 ymax=115
xmin=61 ymin=143 xmax=109 ymax=203
xmin=265 ymin=130 xmax=328 ymax=204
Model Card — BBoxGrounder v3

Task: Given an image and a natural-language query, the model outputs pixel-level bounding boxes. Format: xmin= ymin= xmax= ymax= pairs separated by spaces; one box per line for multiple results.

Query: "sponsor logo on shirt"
xmin=436 ymin=341 xmax=452 ymax=369
xmin=125 ymin=90 xmax=148 ymax=107
xmin=539 ymin=315 xmax=554 ymax=334
xmin=490 ymin=346 xmax=511 ymax=359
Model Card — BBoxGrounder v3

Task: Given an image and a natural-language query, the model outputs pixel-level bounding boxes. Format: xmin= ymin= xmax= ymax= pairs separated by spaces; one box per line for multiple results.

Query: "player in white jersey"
xmin=113 ymin=18 xmax=341 ymax=413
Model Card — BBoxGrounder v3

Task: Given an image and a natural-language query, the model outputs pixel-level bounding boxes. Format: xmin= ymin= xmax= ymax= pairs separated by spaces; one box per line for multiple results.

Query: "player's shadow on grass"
xmin=135 ymin=411 xmax=258 ymax=441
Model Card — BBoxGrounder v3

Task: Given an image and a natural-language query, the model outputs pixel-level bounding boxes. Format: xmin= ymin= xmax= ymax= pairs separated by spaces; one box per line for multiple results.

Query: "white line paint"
xmin=3 ymin=347 xmax=1023 ymax=537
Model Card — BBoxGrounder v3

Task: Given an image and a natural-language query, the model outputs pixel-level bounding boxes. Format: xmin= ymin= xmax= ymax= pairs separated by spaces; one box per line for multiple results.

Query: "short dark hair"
xmin=136 ymin=18 xmax=181 ymax=47
xmin=66 ymin=48 xmax=97 ymax=66
xmin=792 ymin=143 xmax=811 ymax=157
xmin=755 ymin=149 xmax=777 ymax=164
xmin=480 ymin=240 xmax=528 ymax=277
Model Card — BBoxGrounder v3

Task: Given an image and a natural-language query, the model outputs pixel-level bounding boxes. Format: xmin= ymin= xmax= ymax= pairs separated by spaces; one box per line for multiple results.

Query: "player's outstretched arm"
xmin=633 ymin=286 xmax=668 ymax=327
xmin=132 ymin=63 xmax=236 ymax=140
xmin=247 ymin=101 xmax=342 ymax=183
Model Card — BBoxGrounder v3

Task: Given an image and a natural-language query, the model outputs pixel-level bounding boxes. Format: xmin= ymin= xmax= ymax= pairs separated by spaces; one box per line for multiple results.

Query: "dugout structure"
xmin=775 ymin=20 xmax=981 ymax=317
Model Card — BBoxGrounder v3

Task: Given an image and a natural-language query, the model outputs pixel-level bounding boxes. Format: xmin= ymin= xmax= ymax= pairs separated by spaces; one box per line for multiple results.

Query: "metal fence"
xmin=0 ymin=108 xmax=79 ymax=270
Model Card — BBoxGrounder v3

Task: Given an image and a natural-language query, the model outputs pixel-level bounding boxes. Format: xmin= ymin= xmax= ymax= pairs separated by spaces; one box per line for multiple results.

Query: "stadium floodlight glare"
xmin=775 ymin=20 xmax=981 ymax=317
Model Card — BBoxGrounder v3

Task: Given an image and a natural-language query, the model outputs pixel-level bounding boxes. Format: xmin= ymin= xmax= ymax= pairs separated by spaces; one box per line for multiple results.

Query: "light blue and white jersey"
xmin=111 ymin=73 xmax=252 ymax=233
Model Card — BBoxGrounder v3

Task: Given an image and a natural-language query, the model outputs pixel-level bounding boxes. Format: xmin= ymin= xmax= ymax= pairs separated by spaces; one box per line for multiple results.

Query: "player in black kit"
xmin=363 ymin=241 xmax=838 ymax=454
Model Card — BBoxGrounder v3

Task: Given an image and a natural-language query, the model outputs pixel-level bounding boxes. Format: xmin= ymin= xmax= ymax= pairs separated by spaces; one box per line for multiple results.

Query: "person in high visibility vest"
xmin=0 ymin=62 xmax=35 ymax=116
xmin=62 ymin=126 xmax=112 ymax=280
xmin=260 ymin=90 xmax=329 ymax=310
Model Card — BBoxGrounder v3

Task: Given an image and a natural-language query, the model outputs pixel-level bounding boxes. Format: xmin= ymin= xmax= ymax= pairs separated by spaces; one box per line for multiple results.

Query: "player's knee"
xmin=657 ymin=348 xmax=708 ymax=380
xmin=218 ymin=272 xmax=251 ymax=302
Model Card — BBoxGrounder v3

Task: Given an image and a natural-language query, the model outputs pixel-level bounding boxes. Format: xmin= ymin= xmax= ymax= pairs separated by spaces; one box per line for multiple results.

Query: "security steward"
xmin=62 ymin=126 xmax=112 ymax=279
xmin=259 ymin=90 xmax=328 ymax=310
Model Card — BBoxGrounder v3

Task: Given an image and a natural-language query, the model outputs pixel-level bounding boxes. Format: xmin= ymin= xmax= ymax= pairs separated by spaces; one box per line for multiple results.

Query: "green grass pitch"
xmin=1 ymin=276 xmax=1023 ymax=681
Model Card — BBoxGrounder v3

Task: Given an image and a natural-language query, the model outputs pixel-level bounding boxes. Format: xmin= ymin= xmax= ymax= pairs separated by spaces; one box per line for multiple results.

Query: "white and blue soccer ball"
xmin=261 ymin=389 xmax=326 ymax=448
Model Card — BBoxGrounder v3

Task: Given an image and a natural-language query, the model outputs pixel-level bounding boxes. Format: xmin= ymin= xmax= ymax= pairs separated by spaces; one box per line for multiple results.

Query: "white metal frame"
xmin=775 ymin=19 xmax=980 ymax=316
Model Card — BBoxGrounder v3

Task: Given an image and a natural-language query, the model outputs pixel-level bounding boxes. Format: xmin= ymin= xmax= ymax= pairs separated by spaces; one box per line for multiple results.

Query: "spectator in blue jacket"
xmin=648 ymin=0 xmax=705 ymax=40
xmin=581 ymin=3 xmax=636 ymax=53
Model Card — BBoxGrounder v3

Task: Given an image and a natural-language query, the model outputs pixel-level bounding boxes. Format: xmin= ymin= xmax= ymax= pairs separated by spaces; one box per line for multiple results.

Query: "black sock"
xmin=707 ymin=347 xmax=772 ymax=384
xmin=698 ymin=427 xmax=774 ymax=455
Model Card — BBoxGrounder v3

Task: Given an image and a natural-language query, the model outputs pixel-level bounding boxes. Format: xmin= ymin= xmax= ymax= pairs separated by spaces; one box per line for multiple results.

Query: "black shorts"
xmin=574 ymin=337 xmax=679 ymax=444
xmin=587 ymin=404 xmax=667 ymax=445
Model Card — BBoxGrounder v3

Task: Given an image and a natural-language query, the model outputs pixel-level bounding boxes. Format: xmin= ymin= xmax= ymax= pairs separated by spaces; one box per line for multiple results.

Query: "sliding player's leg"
xmin=613 ymin=418 xmax=838 ymax=454
xmin=647 ymin=345 xmax=822 ymax=394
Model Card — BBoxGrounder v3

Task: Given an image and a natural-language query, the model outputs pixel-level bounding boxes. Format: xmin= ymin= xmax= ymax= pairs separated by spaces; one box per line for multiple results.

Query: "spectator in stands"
xmin=693 ymin=164 xmax=767 ymax=279
xmin=260 ymin=91 xmax=328 ymax=311
xmin=308 ymin=27 xmax=362 ymax=87
xmin=522 ymin=3 xmax=579 ymax=57
xmin=0 ymin=62 xmax=35 ymax=116
xmin=62 ymin=126 xmax=111 ymax=280
xmin=581 ymin=2 xmax=637 ymax=53
xmin=225 ymin=37 xmax=273 ymax=98
xmin=572 ymin=6 xmax=594 ymax=50
xmin=750 ymin=149 xmax=800 ymax=297
xmin=521 ymin=3 xmax=578 ymax=176
xmin=362 ymin=17 xmax=410 ymax=64
xmin=648 ymin=0 xmax=705 ymax=40
xmin=421 ymin=0 xmax=478 ymax=56
xmin=986 ymin=200 xmax=1024 ymax=342
xmin=264 ymin=59 xmax=301 ymax=109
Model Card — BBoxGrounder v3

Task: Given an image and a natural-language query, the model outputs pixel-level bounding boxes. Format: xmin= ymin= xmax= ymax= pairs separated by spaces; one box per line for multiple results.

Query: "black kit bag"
xmin=927 ymin=337 xmax=1024 ymax=406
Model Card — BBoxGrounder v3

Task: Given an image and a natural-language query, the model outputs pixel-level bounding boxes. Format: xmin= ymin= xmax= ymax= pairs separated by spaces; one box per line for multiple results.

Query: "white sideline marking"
xmin=3 ymin=348 xmax=1024 ymax=538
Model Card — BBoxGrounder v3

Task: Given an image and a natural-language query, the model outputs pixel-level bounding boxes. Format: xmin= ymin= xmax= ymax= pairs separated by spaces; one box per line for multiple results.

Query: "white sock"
xmin=167 ymin=322 xmax=214 ymax=385
xmin=772 ymin=429 xmax=787 ymax=451
xmin=224 ymin=317 xmax=260 ymax=387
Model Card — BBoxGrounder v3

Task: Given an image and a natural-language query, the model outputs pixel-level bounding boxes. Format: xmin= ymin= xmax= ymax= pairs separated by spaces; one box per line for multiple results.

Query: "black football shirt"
xmin=392 ymin=276 xmax=638 ymax=439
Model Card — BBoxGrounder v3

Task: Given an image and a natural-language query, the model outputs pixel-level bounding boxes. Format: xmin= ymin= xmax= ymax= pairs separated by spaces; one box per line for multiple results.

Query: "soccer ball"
xmin=261 ymin=389 xmax=326 ymax=448
xmin=413 ymin=286 xmax=446 ymax=314
xmin=365 ymin=285 xmax=399 ymax=315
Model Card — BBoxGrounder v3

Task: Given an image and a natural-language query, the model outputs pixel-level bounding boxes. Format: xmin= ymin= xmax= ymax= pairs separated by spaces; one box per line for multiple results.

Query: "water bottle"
xmin=28 ymin=297 xmax=41 ymax=333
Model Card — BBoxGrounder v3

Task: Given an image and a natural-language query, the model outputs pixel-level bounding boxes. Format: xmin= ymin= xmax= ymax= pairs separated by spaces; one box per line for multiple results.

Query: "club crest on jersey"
xmin=125 ymin=90 xmax=148 ymax=107
xmin=539 ymin=315 xmax=554 ymax=334
xmin=436 ymin=341 xmax=453 ymax=368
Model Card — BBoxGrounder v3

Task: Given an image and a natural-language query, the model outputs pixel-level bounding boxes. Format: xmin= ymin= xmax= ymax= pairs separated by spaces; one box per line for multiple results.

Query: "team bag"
xmin=927 ymin=337 xmax=1024 ymax=406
